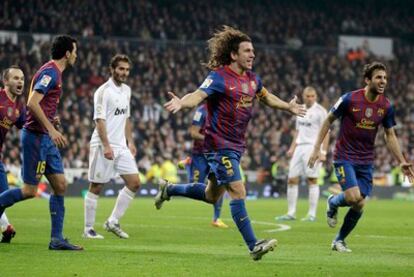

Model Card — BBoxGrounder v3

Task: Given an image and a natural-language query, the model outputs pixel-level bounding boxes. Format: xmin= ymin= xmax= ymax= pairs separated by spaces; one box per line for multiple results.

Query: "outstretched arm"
xmin=259 ymin=87 xmax=306 ymax=117
xmin=164 ymin=90 xmax=208 ymax=114
xmin=384 ymin=127 xmax=414 ymax=183
xmin=308 ymin=113 xmax=336 ymax=168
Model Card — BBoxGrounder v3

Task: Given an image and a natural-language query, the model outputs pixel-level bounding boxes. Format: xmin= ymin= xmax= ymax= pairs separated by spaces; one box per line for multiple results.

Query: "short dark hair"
xmin=363 ymin=62 xmax=387 ymax=80
xmin=110 ymin=54 xmax=132 ymax=69
xmin=51 ymin=35 xmax=77 ymax=60
xmin=2 ymin=65 xmax=22 ymax=82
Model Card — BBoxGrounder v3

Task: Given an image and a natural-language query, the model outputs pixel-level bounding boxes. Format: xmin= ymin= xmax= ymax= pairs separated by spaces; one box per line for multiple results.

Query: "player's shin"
xmin=335 ymin=208 xmax=363 ymax=242
xmin=49 ymin=195 xmax=65 ymax=240
xmin=167 ymin=182 xmax=207 ymax=201
xmin=0 ymin=188 xmax=24 ymax=217
xmin=230 ymin=199 xmax=257 ymax=250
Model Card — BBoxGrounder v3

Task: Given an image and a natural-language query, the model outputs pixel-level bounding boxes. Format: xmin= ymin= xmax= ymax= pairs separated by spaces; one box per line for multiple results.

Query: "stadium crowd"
xmin=0 ymin=0 xmax=413 ymax=185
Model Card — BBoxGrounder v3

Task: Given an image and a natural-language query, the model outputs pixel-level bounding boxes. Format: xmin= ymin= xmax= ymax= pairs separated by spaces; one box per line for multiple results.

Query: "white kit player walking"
xmin=83 ymin=54 xmax=141 ymax=239
xmin=276 ymin=87 xmax=329 ymax=221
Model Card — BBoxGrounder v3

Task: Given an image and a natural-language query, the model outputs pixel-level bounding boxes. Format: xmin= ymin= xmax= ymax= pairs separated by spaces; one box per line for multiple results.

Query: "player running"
xmin=157 ymin=26 xmax=306 ymax=260
xmin=308 ymin=62 xmax=414 ymax=253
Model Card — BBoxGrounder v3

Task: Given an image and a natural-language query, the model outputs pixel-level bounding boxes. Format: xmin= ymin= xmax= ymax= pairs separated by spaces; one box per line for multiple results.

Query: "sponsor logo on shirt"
xmin=0 ymin=117 xmax=13 ymax=129
xmin=114 ymin=107 xmax=127 ymax=115
xmin=356 ymin=118 xmax=376 ymax=130
xmin=236 ymin=95 xmax=253 ymax=109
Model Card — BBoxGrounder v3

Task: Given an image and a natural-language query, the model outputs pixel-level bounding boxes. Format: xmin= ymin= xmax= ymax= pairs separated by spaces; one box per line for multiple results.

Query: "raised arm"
xmin=164 ymin=90 xmax=208 ymax=114
xmin=259 ymin=87 xmax=306 ymax=117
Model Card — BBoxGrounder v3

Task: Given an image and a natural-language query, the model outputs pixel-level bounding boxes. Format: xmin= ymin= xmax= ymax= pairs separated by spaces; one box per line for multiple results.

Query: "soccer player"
xmin=308 ymin=62 xmax=414 ymax=253
xmin=0 ymin=35 xmax=83 ymax=250
xmin=276 ymin=87 xmax=329 ymax=222
xmin=156 ymin=26 xmax=306 ymax=260
xmin=179 ymin=104 xmax=228 ymax=228
xmin=0 ymin=66 xmax=25 ymax=243
xmin=84 ymin=54 xmax=141 ymax=239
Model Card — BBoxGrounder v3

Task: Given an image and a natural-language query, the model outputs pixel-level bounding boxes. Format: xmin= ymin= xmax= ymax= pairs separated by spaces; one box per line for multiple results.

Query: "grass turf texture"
xmin=1 ymin=198 xmax=414 ymax=276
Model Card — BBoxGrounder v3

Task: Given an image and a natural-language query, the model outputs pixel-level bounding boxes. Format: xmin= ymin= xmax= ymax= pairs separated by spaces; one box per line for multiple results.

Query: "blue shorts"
xmin=21 ymin=129 xmax=64 ymax=185
xmin=0 ymin=162 xmax=9 ymax=193
xmin=334 ymin=161 xmax=374 ymax=197
xmin=205 ymin=149 xmax=242 ymax=186
xmin=188 ymin=153 xmax=210 ymax=183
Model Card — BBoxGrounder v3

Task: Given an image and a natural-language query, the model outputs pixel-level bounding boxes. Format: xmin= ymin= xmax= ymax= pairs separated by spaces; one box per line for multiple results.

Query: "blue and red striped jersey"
xmin=199 ymin=65 xmax=263 ymax=152
xmin=24 ymin=61 xmax=62 ymax=133
xmin=0 ymin=89 xmax=25 ymax=154
xmin=191 ymin=104 xmax=207 ymax=154
xmin=331 ymin=88 xmax=396 ymax=164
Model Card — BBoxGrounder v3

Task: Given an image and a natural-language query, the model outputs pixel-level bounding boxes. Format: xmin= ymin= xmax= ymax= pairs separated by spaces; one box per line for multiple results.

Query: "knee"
xmin=53 ymin=180 xmax=67 ymax=195
xmin=21 ymin=185 xmax=37 ymax=199
xmin=288 ymin=177 xmax=299 ymax=185
xmin=345 ymin=195 xmax=362 ymax=206
xmin=126 ymin=178 xmax=141 ymax=193
xmin=89 ymin=183 xmax=103 ymax=195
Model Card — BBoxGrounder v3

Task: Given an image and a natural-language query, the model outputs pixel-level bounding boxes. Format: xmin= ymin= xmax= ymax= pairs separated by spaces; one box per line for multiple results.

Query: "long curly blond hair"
xmin=205 ymin=26 xmax=251 ymax=70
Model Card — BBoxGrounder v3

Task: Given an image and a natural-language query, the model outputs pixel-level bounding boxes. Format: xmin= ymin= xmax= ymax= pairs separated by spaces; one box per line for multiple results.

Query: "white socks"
xmin=84 ymin=191 xmax=99 ymax=231
xmin=108 ymin=187 xmax=135 ymax=224
xmin=308 ymin=185 xmax=320 ymax=217
xmin=287 ymin=185 xmax=299 ymax=216
xmin=0 ymin=213 xmax=10 ymax=231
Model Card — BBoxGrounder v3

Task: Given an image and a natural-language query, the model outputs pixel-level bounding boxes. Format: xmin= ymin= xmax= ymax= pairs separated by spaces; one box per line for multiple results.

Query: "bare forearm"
xmin=263 ymin=93 xmax=290 ymax=111
xmin=385 ymin=132 xmax=406 ymax=163
xmin=125 ymin=119 xmax=133 ymax=144
xmin=180 ymin=90 xmax=206 ymax=109
xmin=27 ymin=102 xmax=55 ymax=133
xmin=314 ymin=120 xmax=332 ymax=151
xmin=321 ymin=131 xmax=330 ymax=152
xmin=96 ymin=119 xmax=110 ymax=147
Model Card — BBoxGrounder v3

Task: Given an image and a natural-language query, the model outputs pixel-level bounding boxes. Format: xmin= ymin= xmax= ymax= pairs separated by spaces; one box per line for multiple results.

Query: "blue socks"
xmin=230 ymin=199 xmax=257 ymax=251
xmin=167 ymin=183 xmax=207 ymax=202
xmin=335 ymin=208 xmax=363 ymax=242
xmin=0 ymin=188 xmax=24 ymax=217
xmin=213 ymin=196 xmax=224 ymax=221
xmin=330 ymin=193 xmax=349 ymax=208
xmin=50 ymin=195 xmax=65 ymax=240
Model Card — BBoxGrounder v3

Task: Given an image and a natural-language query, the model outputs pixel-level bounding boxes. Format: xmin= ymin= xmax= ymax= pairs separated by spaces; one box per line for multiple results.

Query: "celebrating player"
xmin=84 ymin=54 xmax=141 ymax=239
xmin=0 ymin=35 xmax=83 ymax=250
xmin=276 ymin=87 xmax=329 ymax=222
xmin=308 ymin=62 xmax=414 ymax=252
xmin=157 ymin=26 xmax=306 ymax=260
xmin=0 ymin=66 xmax=25 ymax=243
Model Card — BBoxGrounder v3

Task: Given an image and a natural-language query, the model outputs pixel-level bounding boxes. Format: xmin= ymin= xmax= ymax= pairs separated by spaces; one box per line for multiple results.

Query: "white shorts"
xmin=288 ymin=144 xmax=321 ymax=179
xmin=88 ymin=145 xmax=139 ymax=183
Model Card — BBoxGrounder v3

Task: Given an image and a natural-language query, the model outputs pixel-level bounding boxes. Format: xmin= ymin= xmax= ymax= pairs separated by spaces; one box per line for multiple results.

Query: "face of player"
xmin=4 ymin=68 xmax=24 ymax=97
xmin=232 ymin=41 xmax=255 ymax=71
xmin=366 ymin=69 xmax=387 ymax=95
xmin=111 ymin=61 xmax=130 ymax=85
xmin=302 ymin=88 xmax=317 ymax=108
xmin=66 ymin=43 xmax=78 ymax=66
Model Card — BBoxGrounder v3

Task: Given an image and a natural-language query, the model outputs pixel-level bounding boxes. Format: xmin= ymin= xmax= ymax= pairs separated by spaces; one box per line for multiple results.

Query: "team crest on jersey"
xmin=39 ymin=74 xmax=52 ymax=87
xmin=7 ymin=107 xmax=13 ymax=117
xmin=250 ymin=81 xmax=257 ymax=91
xmin=377 ymin=108 xmax=385 ymax=116
xmin=200 ymin=78 xmax=213 ymax=89
xmin=365 ymin=108 xmax=373 ymax=118
xmin=241 ymin=83 xmax=249 ymax=95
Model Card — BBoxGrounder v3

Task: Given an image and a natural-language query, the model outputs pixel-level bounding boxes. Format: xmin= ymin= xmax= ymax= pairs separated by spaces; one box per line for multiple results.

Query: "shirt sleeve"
xmin=192 ymin=106 xmax=206 ymax=127
xmin=198 ymin=71 xmax=225 ymax=96
xmin=15 ymin=107 xmax=26 ymax=129
xmin=382 ymin=104 xmax=397 ymax=129
xmin=330 ymin=93 xmax=351 ymax=118
xmin=93 ymin=87 xmax=109 ymax=120
xmin=33 ymin=68 xmax=57 ymax=95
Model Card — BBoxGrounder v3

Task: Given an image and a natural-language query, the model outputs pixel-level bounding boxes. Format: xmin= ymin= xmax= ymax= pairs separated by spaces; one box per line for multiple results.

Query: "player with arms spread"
xmin=0 ymin=35 xmax=83 ymax=250
xmin=156 ymin=26 xmax=306 ymax=260
xmin=0 ymin=66 xmax=25 ymax=243
xmin=308 ymin=62 xmax=414 ymax=253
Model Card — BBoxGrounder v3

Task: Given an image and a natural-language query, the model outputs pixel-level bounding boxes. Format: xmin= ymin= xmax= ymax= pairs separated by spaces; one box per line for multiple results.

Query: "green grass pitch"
xmin=1 ymin=197 xmax=414 ymax=276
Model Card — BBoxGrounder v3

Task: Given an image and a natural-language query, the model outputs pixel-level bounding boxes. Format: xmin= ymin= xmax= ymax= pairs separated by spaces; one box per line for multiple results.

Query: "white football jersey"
xmin=90 ymin=78 xmax=131 ymax=148
xmin=295 ymin=102 xmax=327 ymax=145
